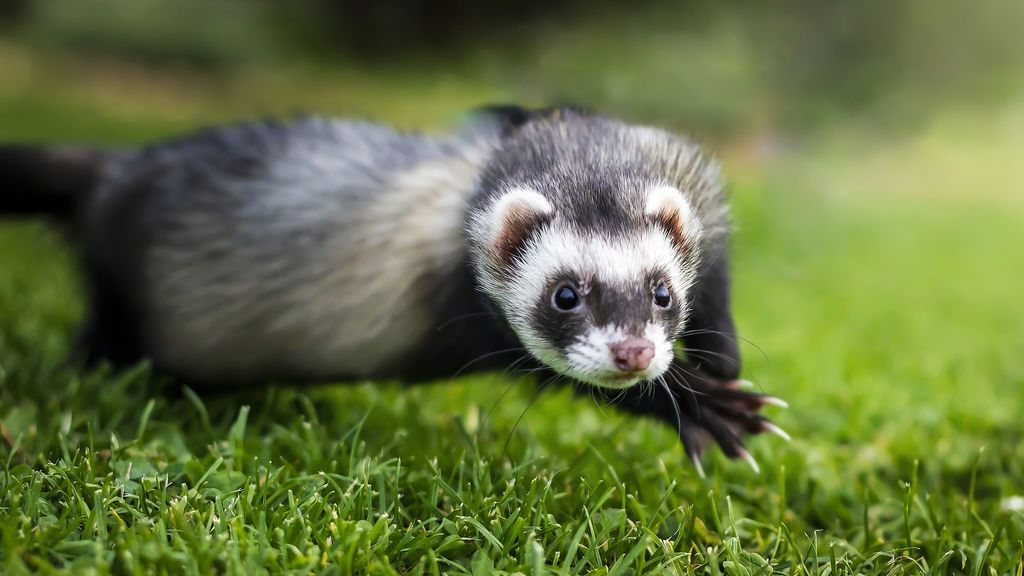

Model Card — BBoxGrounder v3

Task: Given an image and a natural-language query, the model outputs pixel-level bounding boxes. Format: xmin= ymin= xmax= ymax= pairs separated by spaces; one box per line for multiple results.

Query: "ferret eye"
xmin=552 ymin=285 xmax=581 ymax=311
xmin=653 ymin=283 xmax=672 ymax=308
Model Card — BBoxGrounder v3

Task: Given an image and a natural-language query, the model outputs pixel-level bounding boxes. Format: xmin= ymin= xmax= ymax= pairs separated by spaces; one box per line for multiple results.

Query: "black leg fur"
xmin=0 ymin=145 xmax=102 ymax=218
xmin=74 ymin=271 xmax=145 ymax=368
xmin=682 ymin=251 xmax=741 ymax=380
xmin=71 ymin=232 xmax=149 ymax=369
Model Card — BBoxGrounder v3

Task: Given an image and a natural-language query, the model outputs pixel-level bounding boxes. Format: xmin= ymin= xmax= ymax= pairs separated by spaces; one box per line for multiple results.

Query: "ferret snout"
xmin=610 ymin=336 xmax=655 ymax=372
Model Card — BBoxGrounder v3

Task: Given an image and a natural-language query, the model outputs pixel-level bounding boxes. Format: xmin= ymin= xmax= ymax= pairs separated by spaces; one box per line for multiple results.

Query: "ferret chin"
xmin=0 ymin=105 xmax=787 ymax=470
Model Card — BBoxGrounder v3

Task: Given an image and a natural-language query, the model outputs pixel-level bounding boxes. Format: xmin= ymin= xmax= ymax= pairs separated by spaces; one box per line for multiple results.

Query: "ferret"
xmin=0 ymin=105 xmax=787 ymax=472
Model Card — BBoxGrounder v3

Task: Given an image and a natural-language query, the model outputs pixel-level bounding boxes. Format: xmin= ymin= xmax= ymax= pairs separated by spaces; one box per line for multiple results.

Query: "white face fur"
xmin=471 ymin=184 xmax=703 ymax=389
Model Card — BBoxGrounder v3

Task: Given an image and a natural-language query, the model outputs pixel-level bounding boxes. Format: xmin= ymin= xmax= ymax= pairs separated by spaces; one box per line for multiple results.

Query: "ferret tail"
xmin=0 ymin=144 xmax=105 ymax=219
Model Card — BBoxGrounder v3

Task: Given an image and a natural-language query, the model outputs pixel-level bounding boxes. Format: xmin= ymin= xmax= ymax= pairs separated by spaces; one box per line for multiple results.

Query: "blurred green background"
xmin=1 ymin=0 xmax=1023 ymax=573
xmin=5 ymin=0 xmax=1024 ymax=138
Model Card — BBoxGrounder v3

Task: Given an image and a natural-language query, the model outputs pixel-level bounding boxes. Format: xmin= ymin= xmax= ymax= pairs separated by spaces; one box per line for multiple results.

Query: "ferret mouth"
xmin=599 ymin=376 xmax=643 ymax=389
xmin=561 ymin=360 xmax=672 ymax=390
xmin=553 ymin=334 xmax=674 ymax=389
xmin=588 ymin=351 xmax=678 ymax=388
xmin=587 ymin=370 xmax=653 ymax=389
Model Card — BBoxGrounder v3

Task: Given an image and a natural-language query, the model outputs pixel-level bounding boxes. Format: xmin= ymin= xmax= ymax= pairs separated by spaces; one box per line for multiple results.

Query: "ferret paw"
xmin=658 ymin=369 xmax=788 ymax=476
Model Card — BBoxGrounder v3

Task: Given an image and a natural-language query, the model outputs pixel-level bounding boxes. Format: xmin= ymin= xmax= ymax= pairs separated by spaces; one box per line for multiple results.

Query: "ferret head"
xmin=467 ymin=112 xmax=728 ymax=389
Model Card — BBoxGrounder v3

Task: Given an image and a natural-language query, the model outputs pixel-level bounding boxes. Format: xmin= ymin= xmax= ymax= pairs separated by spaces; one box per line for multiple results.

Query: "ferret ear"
xmin=481 ymin=188 xmax=554 ymax=267
xmin=645 ymin=185 xmax=703 ymax=251
xmin=471 ymin=104 xmax=591 ymax=138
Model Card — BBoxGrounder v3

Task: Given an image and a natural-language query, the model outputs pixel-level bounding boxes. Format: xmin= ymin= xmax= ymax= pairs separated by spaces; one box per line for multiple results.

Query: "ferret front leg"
xmin=656 ymin=357 xmax=787 ymax=474
xmin=576 ymin=250 xmax=790 ymax=471
xmin=681 ymin=250 xmax=742 ymax=381
xmin=588 ymin=357 xmax=785 ymax=474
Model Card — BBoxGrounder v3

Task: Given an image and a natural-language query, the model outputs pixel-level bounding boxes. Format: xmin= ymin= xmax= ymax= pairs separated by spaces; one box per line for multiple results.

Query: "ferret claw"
xmin=762 ymin=422 xmax=791 ymax=442
xmin=690 ymin=453 xmax=707 ymax=479
xmin=655 ymin=360 xmax=788 ymax=474
xmin=738 ymin=449 xmax=761 ymax=474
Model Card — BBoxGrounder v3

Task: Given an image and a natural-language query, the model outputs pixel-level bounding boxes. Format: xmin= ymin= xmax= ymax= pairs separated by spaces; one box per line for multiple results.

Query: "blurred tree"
xmin=3 ymin=0 xmax=1020 ymax=136
xmin=742 ymin=0 xmax=913 ymax=128
xmin=0 ymin=0 xmax=28 ymax=24
xmin=319 ymin=0 xmax=596 ymax=57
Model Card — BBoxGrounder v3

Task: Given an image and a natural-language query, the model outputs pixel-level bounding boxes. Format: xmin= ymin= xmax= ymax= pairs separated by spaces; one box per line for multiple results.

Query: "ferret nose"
xmin=610 ymin=336 xmax=655 ymax=372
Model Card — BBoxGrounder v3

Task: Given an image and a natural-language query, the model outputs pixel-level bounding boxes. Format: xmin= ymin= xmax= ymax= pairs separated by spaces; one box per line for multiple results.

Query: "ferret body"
xmin=0 ymin=106 xmax=785 ymax=467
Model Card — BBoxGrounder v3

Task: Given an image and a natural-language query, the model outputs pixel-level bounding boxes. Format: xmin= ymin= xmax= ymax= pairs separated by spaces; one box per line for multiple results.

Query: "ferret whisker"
xmin=667 ymin=363 xmax=712 ymax=398
xmin=513 ymin=365 xmax=549 ymax=376
xmin=515 ymin=368 xmax=554 ymax=379
xmin=501 ymin=374 xmax=559 ymax=457
xmin=678 ymin=328 xmax=735 ymax=338
xmin=504 ymin=354 xmax=537 ymax=376
xmin=676 ymin=329 xmax=770 ymax=363
xmin=613 ymin=388 xmax=629 ymax=405
xmin=449 ymin=346 xmax=528 ymax=381
xmin=478 ymin=378 xmax=522 ymax=441
xmin=683 ymin=347 xmax=742 ymax=368
xmin=660 ymin=376 xmax=684 ymax=439
xmin=663 ymin=366 xmax=704 ymax=422
xmin=586 ymin=383 xmax=615 ymax=417
xmin=434 ymin=310 xmax=501 ymax=331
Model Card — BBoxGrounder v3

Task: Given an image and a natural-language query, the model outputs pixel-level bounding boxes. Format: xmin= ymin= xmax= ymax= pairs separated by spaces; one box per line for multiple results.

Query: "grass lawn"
xmin=1 ymin=48 xmax=1024 ymax=574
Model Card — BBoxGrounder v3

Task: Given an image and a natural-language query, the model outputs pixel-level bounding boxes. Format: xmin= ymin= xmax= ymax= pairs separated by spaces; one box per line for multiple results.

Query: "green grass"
xmin=2 ymin=50 xmax=1024 ymax=574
